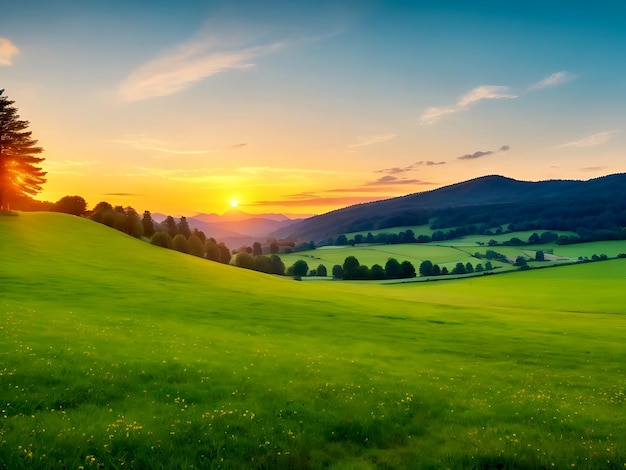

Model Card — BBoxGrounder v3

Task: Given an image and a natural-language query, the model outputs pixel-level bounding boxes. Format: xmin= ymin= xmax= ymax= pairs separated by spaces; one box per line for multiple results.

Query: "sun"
xmin=230 ymin=199 xmax=239 ymax=208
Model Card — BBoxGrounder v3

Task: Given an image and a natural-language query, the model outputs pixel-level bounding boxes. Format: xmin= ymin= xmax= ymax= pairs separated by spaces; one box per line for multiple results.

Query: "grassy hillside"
xmin=1 ymin=212 xmax=625 ymax=469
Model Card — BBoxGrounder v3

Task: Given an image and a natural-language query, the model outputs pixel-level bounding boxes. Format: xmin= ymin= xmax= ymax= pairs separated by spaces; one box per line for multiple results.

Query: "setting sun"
xmin=230 ymin=199 xmax=239 ymax=208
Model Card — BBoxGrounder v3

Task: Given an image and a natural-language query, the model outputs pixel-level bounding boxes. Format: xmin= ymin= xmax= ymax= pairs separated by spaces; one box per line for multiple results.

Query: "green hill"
xmin=1 ymin=212 xmax=625 ymax=469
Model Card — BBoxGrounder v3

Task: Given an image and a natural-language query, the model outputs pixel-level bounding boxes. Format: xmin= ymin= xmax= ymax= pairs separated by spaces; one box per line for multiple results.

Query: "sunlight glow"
xmin=230 ymin=199 xmax=239 ymax=208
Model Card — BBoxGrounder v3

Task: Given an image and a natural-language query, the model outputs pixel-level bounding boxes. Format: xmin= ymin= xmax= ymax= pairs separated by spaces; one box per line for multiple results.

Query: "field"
xmin=280 ymin=228 xmax=626 ymax=280
xmin=1 ymin=212 xmax=626 ymax=469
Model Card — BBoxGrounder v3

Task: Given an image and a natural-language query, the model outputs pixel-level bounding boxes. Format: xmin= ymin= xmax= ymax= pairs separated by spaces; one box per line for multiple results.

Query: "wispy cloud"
xmin=104 ymin=192 xmax=140 ymax=197
xmin=44 ymin=160 xmax=94 ymax=175
xmin=376 ymin=160 xmax=446 ymax=175
xmin=580 ymin=166 xmax=607 ymax=172
xmin=530 ymin=71 xmax=576 ymax=90
xmin=415 ymin=160 xmax=446 ymax=166
xmin=232 ymin=143 xmax=248 ymax=149
xmin=421 ymin=85 xmax=517 ymax=125
xmin=111 ymin=137 xmax=212 ymax=155
xmin=555 ymin=130 xmax=618 ymax=148
xmin=366 ymin=175 xmax=422 ymax=186
xmin=120 ymin=33 xmax=283 ymax=101
xmin=458 ymin=145 xmax=510 ymax=160
xmin=0 ymin=37 xmax=19 ymax=66
xmin=236 ymin=166 xmax=338 ymax=176
xmin=347 ymin=133 xmax=397 ymax=150
xmin=250 ymin=194 xmax=382 ymax=208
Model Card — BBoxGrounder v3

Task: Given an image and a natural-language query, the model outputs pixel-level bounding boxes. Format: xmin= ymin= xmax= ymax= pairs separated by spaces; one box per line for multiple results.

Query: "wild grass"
xmin=1 ymin=212 xmax=625 ymax=469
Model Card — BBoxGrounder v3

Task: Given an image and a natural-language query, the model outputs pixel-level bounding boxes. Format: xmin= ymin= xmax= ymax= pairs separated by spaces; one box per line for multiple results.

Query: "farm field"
xmin=280 ymin=230 xmax=626 ymax=280
xmin=1 ymin=212 xmax=625 ymax=469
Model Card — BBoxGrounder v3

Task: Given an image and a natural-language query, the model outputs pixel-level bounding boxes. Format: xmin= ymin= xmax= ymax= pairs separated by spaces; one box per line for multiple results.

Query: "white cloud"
xmin=347 ymin=133 xmax=397 ymax=149
xmin=556 ymin=130 xmax=618 ymax=148
xmin=120 ymin=34 xmax=283 ymax=101
xmin=530 ymin=71 xmax=576 ymax=90
xmin=0 ymin=37 xmax=19 ymax=66
xmin=421 ymin=85 xmax=517 ymax=124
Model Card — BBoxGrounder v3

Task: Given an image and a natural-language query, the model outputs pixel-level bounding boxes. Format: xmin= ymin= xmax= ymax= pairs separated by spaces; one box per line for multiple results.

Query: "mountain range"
xmin=270 ymin=173 xmax=626 ymax=242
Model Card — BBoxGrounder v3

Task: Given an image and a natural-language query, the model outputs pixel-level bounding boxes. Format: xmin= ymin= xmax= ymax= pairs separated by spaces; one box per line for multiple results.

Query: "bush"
xmin=151 ymin=231 xmax=172 ymax=249
xmin=172 ymin=234 xmax=189 ymax=254
xmin=188 ymin=235 xmax=205 ymax=257
xmin=235 ymin=252 xmax=255 ymax=269
xmin=53 ymin=195 xmax=87 ymax=216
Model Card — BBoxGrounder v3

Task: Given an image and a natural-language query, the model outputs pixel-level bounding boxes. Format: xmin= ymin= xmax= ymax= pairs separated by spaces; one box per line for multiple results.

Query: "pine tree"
xmin=0 ymin=89 xmax=46 ymax=210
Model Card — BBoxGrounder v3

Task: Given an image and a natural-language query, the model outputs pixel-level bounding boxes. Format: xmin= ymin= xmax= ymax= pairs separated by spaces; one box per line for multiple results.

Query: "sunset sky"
xmin=2 ymin=0 xmax=625 ymax=216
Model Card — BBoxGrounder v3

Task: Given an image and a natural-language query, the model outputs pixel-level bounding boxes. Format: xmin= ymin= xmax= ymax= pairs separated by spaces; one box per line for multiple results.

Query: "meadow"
xmin=280 ymin=228 xmax=626 ymax=280
xmin=1 ymin=212 xmax=625 ymax=469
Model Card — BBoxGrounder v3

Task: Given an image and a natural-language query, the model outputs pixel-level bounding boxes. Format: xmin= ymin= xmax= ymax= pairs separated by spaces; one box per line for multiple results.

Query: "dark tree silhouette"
xmin=177 ymin=216 xmax=191 ymax=238
xmin=332 ymin=264 xmax=344 ymax=279
xmin=419 ymin=260 xmax=433 ymax=277
xmin=142 ymin=210 xmax=155 ymax=237
xmin=385 ymin=258 xmax=402 ymax=279
xmin=0 ymin=89 xmax=46 ymax=210
xmin=316 ymin=264 xmax=328 ymax=277
xmin=53 ymin=195 xmax=87 ymax=216
xmin=291 ymin=259 xmax=309 ymax=279
xmin=252 ymin=241 xmax=262 ymax=257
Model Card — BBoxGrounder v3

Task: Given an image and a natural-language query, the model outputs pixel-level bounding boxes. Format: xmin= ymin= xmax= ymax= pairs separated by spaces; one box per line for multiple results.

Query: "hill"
xmin=1 ymin=212 xmax=625 ymax=468
xmin=273 ymin=173 xmax=626 ymax=242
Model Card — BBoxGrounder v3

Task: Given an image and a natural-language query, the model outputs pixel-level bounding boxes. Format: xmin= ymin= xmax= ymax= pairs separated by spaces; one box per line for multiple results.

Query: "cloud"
xmin=555 ymin=130 xmax=618 ymax=148
xmin=421 ymin=85 xmax=517 ymax=125
xmin=235 ymin=166 xmax=338 ymax=176
xmin=580 ymin=166 xmax=607 ymax=172
xmin=111 ymin=138 xmax=212 ymax=155
xmin=44 ymin=160 xmax=94 ymax=175
xmin=366 ymin=175 xmax=423 ymax=186
xmin=458 ymin=145 xmax=510 ymax=161
xmin=415 ymin=160 xmax=446 ymax=166
xmin=347 ymin=133 xmax=397 ymax=150
xmin=232 ymin=143 xmax=248 ymax=149
xmin=530 ymin=71 xmax=576 ymax=90
xmin=104 ymin=192 xmax=139 ymax=197
xmin=249 ymin=195 xmax=382 ymax=208
xmin=120 ymin=33 xmax=283 ymax=101
xmin=0 ymin=37 xmax=19 ymax=66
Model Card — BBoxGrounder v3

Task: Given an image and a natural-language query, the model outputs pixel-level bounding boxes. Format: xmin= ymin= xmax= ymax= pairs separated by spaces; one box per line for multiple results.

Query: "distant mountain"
xmin=151 ymin=209 xmax=310 ymax=246
xmin=271 ymin=174 xmax=626 ymax=242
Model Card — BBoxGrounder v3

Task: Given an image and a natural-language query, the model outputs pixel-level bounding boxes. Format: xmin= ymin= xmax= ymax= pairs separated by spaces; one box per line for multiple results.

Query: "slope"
xmin=275 ymin=173 xmax=626 ymax=242
xmin=1 ymin=212 xmax=625 ymax=469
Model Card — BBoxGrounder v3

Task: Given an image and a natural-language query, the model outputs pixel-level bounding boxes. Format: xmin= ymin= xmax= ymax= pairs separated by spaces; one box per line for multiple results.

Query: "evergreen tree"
xmin=163 ymin=216 xmax=178 ymax=237
xmin=177 ymin=216 xmax=191 ymax=238
xmin=0 ymin=89 xmax=46 ymax=210
xmin=142 ymin=210 xmax=155 ymax=237
xmin=252 ymin=241 xmax=262 ymax=257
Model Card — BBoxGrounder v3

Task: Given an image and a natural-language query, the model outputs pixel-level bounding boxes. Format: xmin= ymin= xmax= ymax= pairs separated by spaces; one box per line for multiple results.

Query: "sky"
xmin=1 ymin=0 xmax=625 ymax=216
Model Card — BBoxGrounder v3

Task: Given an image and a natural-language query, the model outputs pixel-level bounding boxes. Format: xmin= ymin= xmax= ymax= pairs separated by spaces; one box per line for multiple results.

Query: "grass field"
xmin=280 ymin=229 xmax=626 ymax=280
xmin=1 ymin=212 xmax=625 ymax=469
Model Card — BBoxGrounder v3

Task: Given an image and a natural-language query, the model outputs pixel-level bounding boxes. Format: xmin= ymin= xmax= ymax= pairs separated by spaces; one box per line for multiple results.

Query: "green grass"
xmin=1 ymin=212 xmax=625 ymax=469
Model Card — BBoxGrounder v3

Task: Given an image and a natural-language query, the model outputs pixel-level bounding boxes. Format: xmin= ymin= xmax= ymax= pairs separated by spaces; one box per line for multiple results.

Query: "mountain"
xmin=271 ymin=174 xmax=626 ymax=242
xmin=152 ymin=209 xmax=311 ymax=246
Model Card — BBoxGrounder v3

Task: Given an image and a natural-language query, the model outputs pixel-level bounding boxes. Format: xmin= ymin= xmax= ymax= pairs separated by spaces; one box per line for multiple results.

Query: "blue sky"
xmin=1 ymin=0 xmax=624 ymax=215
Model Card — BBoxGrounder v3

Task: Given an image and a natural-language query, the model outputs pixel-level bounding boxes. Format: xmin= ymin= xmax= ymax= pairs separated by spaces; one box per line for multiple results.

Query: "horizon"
xmin=2 ymin=0 xmax=625 ymax=215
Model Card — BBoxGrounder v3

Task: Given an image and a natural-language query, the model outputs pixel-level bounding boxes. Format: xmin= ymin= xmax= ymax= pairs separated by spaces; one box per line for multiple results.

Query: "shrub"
xmin=172 ymin=234 xmax=189 ymax=254
xmin=235 ymin=252 xmax=255 ymax=269
xmin=151 ymin=231 xmax=172 ymax=249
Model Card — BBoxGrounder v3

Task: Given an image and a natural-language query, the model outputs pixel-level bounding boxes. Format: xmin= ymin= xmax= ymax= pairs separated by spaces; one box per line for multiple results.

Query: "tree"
xmin=269 ymin=241 xmax=280 ymax=254
xmin=188 ymin=234 xmax=205 ymax=257
xmin=53 ymin=195 xmax=87 ymax=216
xmin=465 ymin=262 xmax=474 ymax=273
xmin=419 ymin=260 xmax=433 ymax=277
xmin=385 ymin=258 xmax=402 ymax=279
xmin=316 ymin=264 xmax=328 ymax=277
xmin=485 ymin=261 xmax=493 ymax=271
xmin=291 ymin=260 xmax=309 ymax=279
xmin=342 ymin=256 xmax=361 ymax=280
xmin=400 ymin=261 xmax=416 ymax=278
xmin=142 ymin=211 xmax=155 ymax=237
xmin=336 ymin=234 xmax=348 ymax=246
xmin=535 ymin=250 xmax=545 ymax=261
xmin=163 ymin=216 xmax=178 ymax=237
xmin=172 ymin=234 xmax=189 ymax=253
xmin=217 ymin=242 xmax=231 ymax=264
xmin=205 ymin=239 xmax=219 ymax=261
xmin=252 ymin=242 xmax=262 ymax=257
xmin=0 ymin=89 xmax=46 ymax=211
xmin=124 ymin=206 xmax=143 ymax=238
xmin=432 ymin=264 xmax=441 ymax=276
xmin=370 ymin=264 xmax=386 ymax=280
xmin=150 ymin=231 xmax=172 ymax=248
xmin=332 ymin=264 xmax=344 ymax=280
xmin=177 ymin=216 xmax=191 ymax=239
xmin=269 ymin=254 xmax=285 ymax=275
xmin=452 ymin=262 xmax=466 ymax=275
xmin=235 ymin=252 xmax=255 ymax=269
